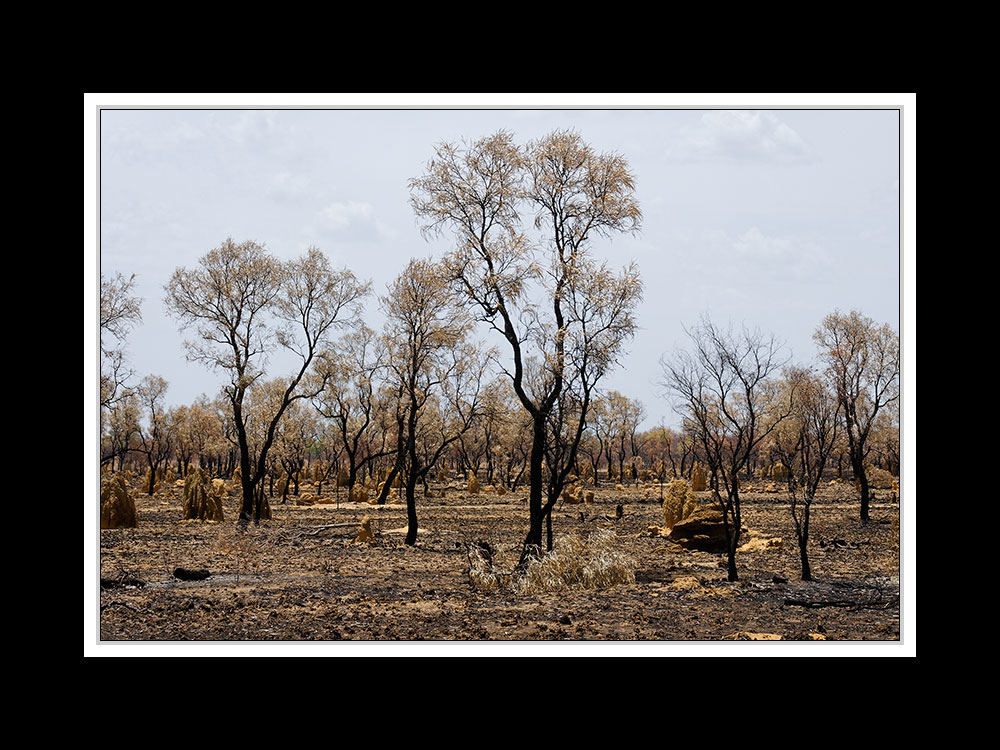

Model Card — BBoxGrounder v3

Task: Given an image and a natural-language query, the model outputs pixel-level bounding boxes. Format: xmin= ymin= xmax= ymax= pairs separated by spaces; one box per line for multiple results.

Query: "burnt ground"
xmin=94 ymin=477 xmax=904 ymax=648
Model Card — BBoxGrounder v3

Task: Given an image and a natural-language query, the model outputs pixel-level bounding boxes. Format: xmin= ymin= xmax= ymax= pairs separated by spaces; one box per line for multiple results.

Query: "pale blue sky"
xmin=94 ymin=99 xmax=905 ymax=430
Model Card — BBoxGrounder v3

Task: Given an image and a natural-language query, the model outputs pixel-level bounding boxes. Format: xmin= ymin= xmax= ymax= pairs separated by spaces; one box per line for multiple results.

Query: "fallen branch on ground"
xmin=783 ymin=598 xmax=855 ymax=609
xmin=296 ymin=522 xmax=358 ymax=537
xmin=784 ymin=596 xmax=899 ymax=611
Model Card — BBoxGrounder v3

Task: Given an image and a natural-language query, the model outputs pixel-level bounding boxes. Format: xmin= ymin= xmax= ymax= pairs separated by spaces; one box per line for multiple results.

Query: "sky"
xmin=91 ymin=95 xmax=907 ymax=432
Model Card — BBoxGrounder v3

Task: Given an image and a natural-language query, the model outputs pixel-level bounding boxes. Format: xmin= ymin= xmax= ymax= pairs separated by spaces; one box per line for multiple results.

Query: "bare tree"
xmin=381 ymin=258 xmax=486 ymax=545
xmin=604 ymin=390 xmax=646 ymax=486
xmin=164 ymin=238 xmax=369 ymax=523
xmin=660 ymin=315 xmax=792 ymax=581
xmin=813 ymin=310 xmax=900 ymax=523
xmin=270 ymin=396 xmax=319 ymax=501
xmin=410 ymin=129 xmax=642 ymax=556
xmin=184 ymin=396 xmax=224 ymax=476
xmin=870 ymin=405 xmax=900 ymax=477
xmin=536 ymin=259 xmax=643 ymax=551
xmin=579 ymin=413 xmax=606 ymax=487
xmin=312 ymin=323 xmax=393 ymax=493
xmin=488 ymin=385 xmax=532 ymax=490
xmin=168 ymin=405 xmax=194 ymax=477
xmin=474 ymin=380 xmax=510 ymax=484
xmin=104 ymin=390 xmax=141 ymax=471
xmin=770 ymin=367 xmax=840 ymax=581
xmin=100 ymin=272 xmax=143 ymax=415
xmin=133 ymin=375 xmax=172 ymax=495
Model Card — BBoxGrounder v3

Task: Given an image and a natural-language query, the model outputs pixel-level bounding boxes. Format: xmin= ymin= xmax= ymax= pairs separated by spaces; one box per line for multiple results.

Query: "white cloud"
xmin=666 ymin=111 xmax=812 ymax=163
xmin=314 ymin=200 xmax=398 ymax=245
xmin=320 ymin=201 xmax=376 ymax=230
xmin=267 ymin=171 xmax=313 ymax=203
xmin=732 ymin=226 xmax=831 ymax=274
xmin=671 ymin=226 xmax=832 ymax=283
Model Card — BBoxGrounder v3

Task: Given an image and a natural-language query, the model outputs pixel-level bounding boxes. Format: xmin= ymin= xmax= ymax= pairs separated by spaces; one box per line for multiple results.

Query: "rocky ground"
xmin=95 ymin=476 xmax=903 ymax=648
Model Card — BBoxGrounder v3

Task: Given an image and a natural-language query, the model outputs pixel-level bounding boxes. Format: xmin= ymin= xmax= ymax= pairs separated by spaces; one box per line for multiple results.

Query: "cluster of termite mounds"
xmin=98 ymin=464 xmax=245 ymax=529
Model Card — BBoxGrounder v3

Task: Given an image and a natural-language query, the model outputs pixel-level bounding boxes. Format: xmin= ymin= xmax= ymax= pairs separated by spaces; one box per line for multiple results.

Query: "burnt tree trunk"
xmin=404 ymin=471 xmax=419 ymax=546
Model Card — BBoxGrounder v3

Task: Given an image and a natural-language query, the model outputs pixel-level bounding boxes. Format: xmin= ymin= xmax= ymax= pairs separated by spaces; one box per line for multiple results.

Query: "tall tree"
xmin=660 ymin=316 xmax=792 ymax=581
xmin=770 ymin=367 xmax=840 ymax=581
xmin=381 ymin=258 xmax=486 ymax=545
xmin=813 ymin=310 xmax=900 ymax=523
xmin=409 ymin=129 xmax=642 ymax=556
xmin=164 ymin=238 xmax=369 ymax=523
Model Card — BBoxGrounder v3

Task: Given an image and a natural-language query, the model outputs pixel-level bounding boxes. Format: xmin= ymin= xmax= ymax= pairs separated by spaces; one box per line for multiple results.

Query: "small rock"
xmin=559 ymin=615 xmax=572 ymax=626
xmin=772 ymin=575 xmax=788 ymax=584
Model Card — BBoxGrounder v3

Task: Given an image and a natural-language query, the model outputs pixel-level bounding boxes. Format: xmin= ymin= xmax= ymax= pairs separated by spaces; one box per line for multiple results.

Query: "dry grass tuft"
xmin=467 ymin=528 xmax=636 ymax=595
xmin=519 ymin=529 xmax=636 ymax=594
xmin=467 ymin=542 xmax=504 ymax=593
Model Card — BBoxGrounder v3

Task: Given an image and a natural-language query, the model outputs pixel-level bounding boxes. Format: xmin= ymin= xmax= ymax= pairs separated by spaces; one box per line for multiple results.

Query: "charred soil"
xmin=97 ymin=477 xmax=902 ymax=644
